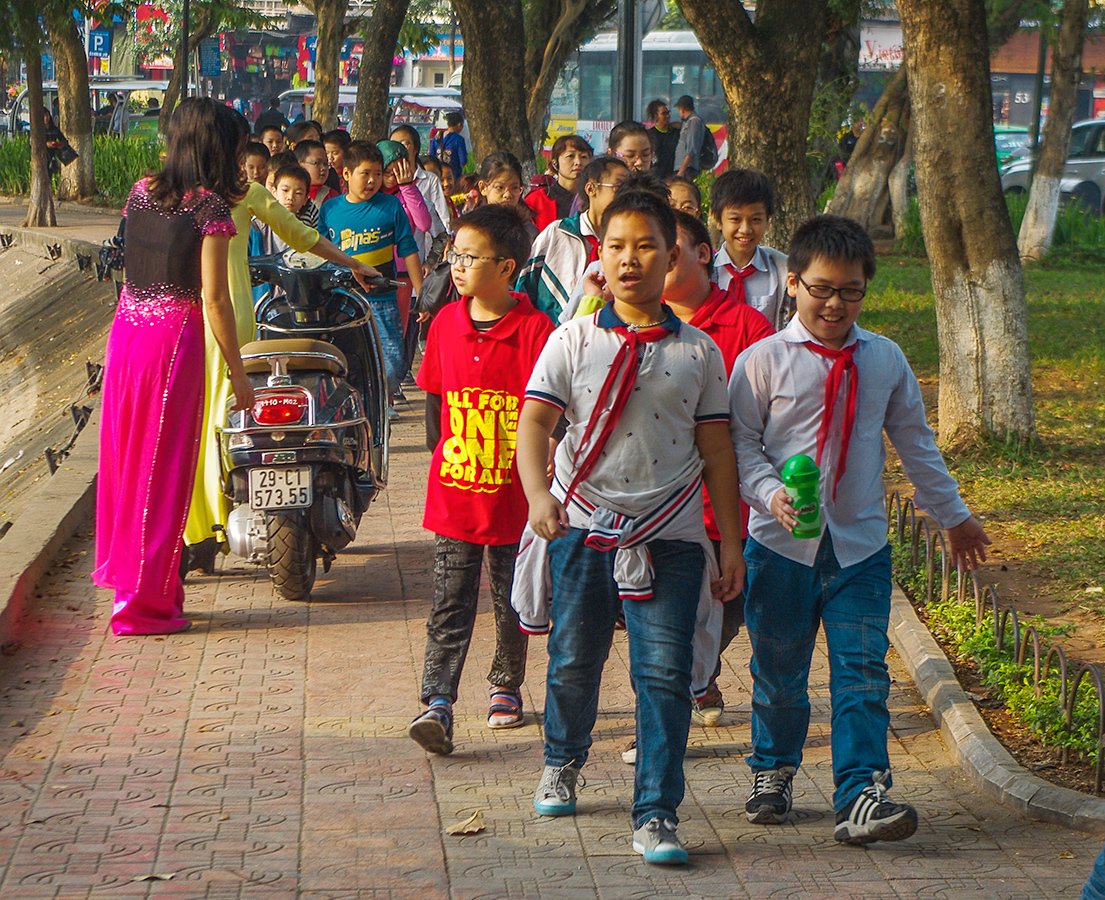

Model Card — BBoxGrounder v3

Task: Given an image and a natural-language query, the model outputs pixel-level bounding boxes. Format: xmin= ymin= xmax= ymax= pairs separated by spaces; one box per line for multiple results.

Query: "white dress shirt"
xmin=729 ymin=316 xmax=970 ymax=568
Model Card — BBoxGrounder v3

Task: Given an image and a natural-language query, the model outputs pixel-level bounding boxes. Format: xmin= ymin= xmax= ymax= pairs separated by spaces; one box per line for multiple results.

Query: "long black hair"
xmin=148 ymin=98 xmax=248 ymax=209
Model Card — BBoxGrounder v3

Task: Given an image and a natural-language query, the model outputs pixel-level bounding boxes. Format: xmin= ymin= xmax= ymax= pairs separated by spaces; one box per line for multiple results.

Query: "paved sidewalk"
xmin=0 ymin=199 xmax=123 ymax=248
xmin=1 ymin=388 xmax=1102 ymax=900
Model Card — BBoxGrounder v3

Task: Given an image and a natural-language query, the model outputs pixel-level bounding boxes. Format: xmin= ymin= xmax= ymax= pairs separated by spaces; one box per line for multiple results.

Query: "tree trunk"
xmin=452 ymin=0 xmax=535 ymax=173
xmin=825 ymin=66 xmax=909 ymax=234
xmin=889 ymin=123 xmax=914 ymax=237
xmin=350 ymin=0 xmax=409 ymax=140
xmin=1017 ymin=0 xmax=1091 ymax=261
xmin=306 ymin=0 xmax=349 ymax=131
xmin=899 ymin=0 xmax=1035 ymax=449
xmin=21 ymin=15 xmax=56 ymax=228
xmin=676 ymin=0 xmax=830 ymax=248
xmin=159 ymin=16 xmax=216 ymax=135
xmin=46 ymin=12 xmax=96 ymax=201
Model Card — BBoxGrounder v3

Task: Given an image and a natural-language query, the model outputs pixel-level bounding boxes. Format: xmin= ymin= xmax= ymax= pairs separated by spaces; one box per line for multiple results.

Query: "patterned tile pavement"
xmin=0 ymin=388 xmax=1101 ymax=900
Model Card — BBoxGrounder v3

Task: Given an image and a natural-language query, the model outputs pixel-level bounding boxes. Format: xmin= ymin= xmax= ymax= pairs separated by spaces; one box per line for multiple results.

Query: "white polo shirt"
xmin=526 ymin=303 xmax=729 ymax=517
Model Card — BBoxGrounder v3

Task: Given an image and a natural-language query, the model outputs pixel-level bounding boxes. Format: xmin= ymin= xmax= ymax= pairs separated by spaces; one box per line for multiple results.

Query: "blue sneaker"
xmin=632 ymin=817 xmax=688 ymax=865
xmin=408 ymin=705 xmax=453 ymax=755
xmin=533 ymin=764 xmax=581 ymax=816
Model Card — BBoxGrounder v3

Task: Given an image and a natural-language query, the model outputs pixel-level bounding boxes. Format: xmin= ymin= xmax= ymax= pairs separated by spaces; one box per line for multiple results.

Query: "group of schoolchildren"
xmin=247 ymin=111 xmax=992 ymax=866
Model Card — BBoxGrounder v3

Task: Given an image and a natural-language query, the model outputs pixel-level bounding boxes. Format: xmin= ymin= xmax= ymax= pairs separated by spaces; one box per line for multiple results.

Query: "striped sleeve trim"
xmin=694 ymin=412 xmax=730 ymax=423
xmin=525 ymin=390 xmax=567 ymax=411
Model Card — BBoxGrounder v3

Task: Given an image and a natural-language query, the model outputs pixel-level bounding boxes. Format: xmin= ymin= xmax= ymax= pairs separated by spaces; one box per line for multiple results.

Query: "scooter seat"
xmin=240 ymin=339 xmax=348 ymax=376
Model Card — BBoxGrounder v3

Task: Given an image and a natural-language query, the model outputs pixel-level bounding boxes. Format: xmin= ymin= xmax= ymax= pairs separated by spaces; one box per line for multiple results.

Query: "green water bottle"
xmin=780 ymin=454 xmax=822 ymax=539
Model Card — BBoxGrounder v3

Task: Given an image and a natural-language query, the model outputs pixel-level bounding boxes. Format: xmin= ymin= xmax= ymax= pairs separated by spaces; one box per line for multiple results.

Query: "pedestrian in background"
xmin=674 ymin=95 xmax=705 ymax=180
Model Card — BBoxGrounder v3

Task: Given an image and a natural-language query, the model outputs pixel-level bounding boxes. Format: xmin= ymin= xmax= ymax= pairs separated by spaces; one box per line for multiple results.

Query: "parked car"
xmin=993 ymin=124 xmax=1030 ymax=166
xmin=1001 ymin=119 xmax=1105 ymax=216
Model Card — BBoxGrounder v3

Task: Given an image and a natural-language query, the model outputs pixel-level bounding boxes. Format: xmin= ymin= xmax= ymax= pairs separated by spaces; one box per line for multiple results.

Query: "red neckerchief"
xmin=562 ymin=313 xmax=675 ymax=503
xmin=687 ymin=285 xmax=730 ymax=330
xmin=583 ymin=234 xmax=600 ymax=266
xmin=804 ymin=341 xmax=858 ymax=502
xmin=724 ymin=261 xmax=756 ymax=306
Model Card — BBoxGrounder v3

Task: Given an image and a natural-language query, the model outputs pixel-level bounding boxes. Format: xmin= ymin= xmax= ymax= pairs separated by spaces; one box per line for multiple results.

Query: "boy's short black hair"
xmin=323 ymin=129 xmax=351 ymax=149
xmin=788 ymin=214 xmax=877 ymax=281
xmin=599 ymin=189 xmax=677 ymax=249
xmin=390 ymin=123 xmax=421 ymax=157
xmin=616 ymin=171 xmax=669 ymax=202
xmin=445 ymin=111 xmax=464 ymax=128
xmin=273 ymin=164 xmax=310 ymax=193
xmin=293 ymin=139 xmax=325 ymax=162
xmin=344 ymin=140 xmax=384 ymax=170
xmin=257 ymin=124 xmax=283 ymax=140
xmin=454 ymin=204 xmax=533 ymax=273
xmin=285 ymin=121 xmax=320 ymax=144
xmin=577 ymin=154 xmax=628 ymax=211
xmin=673 ymin=209 xmax=714 ymax=277
xmin=710 ymin=167 xmax=775 ymax=219
xmin=245 ymin=141 xmax=270 ymax=160
xmin=607 ymin=119 xmax=649 ymax=154
xmin=266 ymin=150 xmax=297 ymax=177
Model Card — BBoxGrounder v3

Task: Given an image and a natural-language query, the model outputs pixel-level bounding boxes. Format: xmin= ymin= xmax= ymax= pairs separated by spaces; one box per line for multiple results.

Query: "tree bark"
xmin=522 ymin=0 xmax=617 ymax=145
xmin=46 ymin=12 xmax=96 ymax=201
xmin=304 ymin=0 xmax=349 ymax=131
xmin=825 ymin=66 xmax=910 ymax=234
xmin=1017 ymin=0 xmax=1090 ymax=261
xmin=20 ymin=12 xmax=56 ymax=228
xmin=451 ymin=0 xmax=535 ymax=172
xmin=889 ymin=123 xmax=913 ymax=237
xmin=676 ymin=0 xmax=830 ymax=248
xmin=159 ymin=13 xmax=216 ymax=135
xmin=350 ymin=0 xmax=410 ymax=141
xmin=899 ymin=0 xmax=1035 ymax=449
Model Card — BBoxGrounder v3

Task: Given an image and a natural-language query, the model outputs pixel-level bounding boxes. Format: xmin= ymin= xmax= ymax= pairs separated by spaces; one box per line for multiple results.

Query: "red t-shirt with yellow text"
xmin=417 ymin=293 xmax=556 ymax=544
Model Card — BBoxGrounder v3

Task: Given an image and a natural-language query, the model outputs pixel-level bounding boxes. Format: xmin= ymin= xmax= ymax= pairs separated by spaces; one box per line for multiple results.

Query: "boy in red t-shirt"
xmin=409 ymin=204 xmax=555 ymax=756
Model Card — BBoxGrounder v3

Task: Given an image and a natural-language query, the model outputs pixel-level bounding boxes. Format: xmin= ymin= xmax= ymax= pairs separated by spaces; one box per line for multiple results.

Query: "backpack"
xmin=698 ymin=118 xmax=718 ymax=171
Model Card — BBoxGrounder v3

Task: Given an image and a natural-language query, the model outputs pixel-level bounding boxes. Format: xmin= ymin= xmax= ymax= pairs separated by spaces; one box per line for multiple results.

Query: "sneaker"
xmin=387 ymin=406 xmax=400 ymax=422
xmin=407 ymin=705 xmax=453 ymax=755
xmin=745 ymin=766 xmax=796 ymax=824
xmin=533 ymin=763 xmax=582 ymax=816
xmin=834 ymin=772 xmax=918 ymax=845
xmin=621 ymin=740 xmax=637 ymax=765
xmin=632 ymin=817 xmax=688 ymax=865
xmin=691 ymin=682 xmax=724 ymax=727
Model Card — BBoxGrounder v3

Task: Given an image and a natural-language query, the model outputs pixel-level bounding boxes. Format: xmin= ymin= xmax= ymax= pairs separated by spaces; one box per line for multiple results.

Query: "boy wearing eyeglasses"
xmin=408 ymin=204 xmax=555 ymax=756
xmin=293 ymin=139 xmax=336 ymax=207
xmin=729 ymin=214 xmax=990 ymax=845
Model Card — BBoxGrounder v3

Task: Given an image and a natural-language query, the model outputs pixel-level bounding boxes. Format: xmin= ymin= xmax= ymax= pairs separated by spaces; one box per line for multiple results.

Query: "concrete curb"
xmin=0 ymin=225 xmax=105 ymax=266
xmin=0 ymin=406 xmax=99 ymax=650
xmin=890 ymin=587 xmax=1105 ymax=833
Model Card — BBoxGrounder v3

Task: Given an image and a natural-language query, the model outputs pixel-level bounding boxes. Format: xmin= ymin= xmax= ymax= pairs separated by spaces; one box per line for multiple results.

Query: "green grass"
xmin=0 ymin=136 xmax=162 ymax=205
xmin=869 ymin=256 xmax=1105 ymax=609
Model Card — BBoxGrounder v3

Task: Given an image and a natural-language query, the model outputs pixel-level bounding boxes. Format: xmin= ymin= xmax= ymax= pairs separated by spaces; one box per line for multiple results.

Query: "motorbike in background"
xmin=218 ymin=251 xmax=394 ymax=600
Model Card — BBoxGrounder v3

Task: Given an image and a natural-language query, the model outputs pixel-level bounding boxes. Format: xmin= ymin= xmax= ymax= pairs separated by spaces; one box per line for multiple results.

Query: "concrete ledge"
xmin=890 ymin=586 xmax=1105 ymax=833
xmin=1 ymin=226 xmax=103 ymax=265
xmin=0 ymin=406 xmax=99 ymax=649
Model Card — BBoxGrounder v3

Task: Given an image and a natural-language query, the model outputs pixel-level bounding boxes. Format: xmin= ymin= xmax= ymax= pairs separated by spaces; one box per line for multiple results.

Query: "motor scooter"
xmin=218 ymin=251 xmax=394 ymax=600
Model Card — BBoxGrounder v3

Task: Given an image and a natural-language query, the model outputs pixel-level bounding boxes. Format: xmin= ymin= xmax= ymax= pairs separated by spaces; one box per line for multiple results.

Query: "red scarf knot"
xmin=724 ymin=261 xmax=756 ymax=306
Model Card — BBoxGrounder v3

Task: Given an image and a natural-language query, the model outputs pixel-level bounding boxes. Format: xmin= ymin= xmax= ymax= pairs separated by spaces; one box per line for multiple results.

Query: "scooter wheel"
xmin=265 ymin=512 xmax=317 ymax=600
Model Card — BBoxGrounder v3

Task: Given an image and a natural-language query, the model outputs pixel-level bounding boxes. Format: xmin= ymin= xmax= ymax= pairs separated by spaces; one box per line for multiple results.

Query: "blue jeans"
xmin=544 ymin=528 xmax=704 ymax=828
xmin=1084 ymin=843 xmax=1105 ymax=899
xmin=369 ymin=296 xmax=404 ymax=398
xmin=743 ymin=532 xmax=893 ymax=813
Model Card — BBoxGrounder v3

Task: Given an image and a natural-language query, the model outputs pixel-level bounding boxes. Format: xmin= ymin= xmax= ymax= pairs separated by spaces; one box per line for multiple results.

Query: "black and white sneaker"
xmin=745 ymin=766 xmax=796 ymax=824
xmin=834 ymin=771 xmax=918 ymax=845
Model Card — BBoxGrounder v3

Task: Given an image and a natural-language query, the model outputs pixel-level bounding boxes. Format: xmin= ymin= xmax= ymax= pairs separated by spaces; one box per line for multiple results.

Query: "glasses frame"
xmin=797 ymin=274 xmax=867 ymax=303
xmin=446 ymin=249 xmax=506 ymax=268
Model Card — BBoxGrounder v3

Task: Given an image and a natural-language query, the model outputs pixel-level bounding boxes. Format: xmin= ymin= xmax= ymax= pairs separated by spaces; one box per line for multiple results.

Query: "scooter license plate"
xmin=249 ymin=467 xmax=312 ymax=510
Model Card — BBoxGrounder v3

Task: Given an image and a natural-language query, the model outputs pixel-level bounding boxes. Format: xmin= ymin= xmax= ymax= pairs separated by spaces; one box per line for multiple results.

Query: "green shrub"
xmin=894 ymin=196 xmax=926 ymax=256
xmin=0 ymin=135 xmax=162 ymax=206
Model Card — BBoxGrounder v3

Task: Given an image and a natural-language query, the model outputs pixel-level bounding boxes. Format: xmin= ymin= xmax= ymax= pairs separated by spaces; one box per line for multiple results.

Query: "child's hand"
xmin=711 ymin=539 xmax=746 ymax=602
xmin=946 ymin=516 xmax=991 ymax=571
xmin=392 ymin=157 xmax=415 ymax=185
xmin=770 ymin=487 xmax=798 ymax=533
xmin=581 ymin=270 xmax=610 ymax=300
xmin=530 ymin=493 xmax=569 ymax=541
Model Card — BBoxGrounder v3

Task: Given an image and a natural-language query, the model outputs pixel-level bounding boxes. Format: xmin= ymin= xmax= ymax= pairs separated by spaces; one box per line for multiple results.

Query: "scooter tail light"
xmin=252 ymin=395 xmax=308 ymax=426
